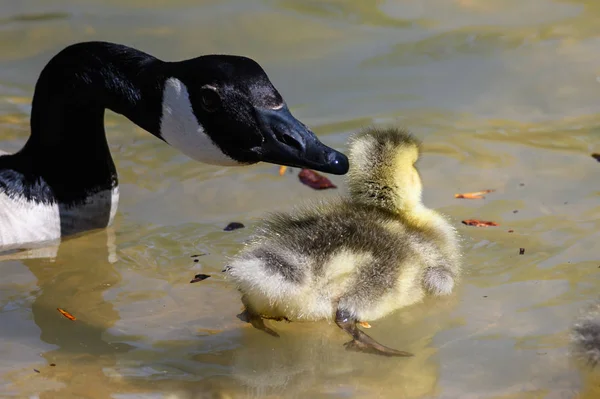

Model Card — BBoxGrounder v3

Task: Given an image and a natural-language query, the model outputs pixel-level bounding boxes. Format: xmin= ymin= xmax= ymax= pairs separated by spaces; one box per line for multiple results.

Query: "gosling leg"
xmin=237 ymin=295 xmax=280 ymax=337
xmin=237 ymin=308 xmax=280 ymax=337
xmin=334 ymin=309 xmax=413 ymax=357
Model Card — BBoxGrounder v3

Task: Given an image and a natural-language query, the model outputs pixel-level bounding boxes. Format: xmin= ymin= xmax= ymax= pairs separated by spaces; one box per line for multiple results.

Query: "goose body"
xmin=225 ymin=127 xmax=462 ymax=356
xmin=0 ymin=41 xmax=348 ymax=250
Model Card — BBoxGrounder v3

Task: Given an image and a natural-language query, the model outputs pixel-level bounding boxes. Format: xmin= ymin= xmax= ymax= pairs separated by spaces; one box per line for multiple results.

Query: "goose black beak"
xmin=255 ymin=106 xmax=349 ymax=175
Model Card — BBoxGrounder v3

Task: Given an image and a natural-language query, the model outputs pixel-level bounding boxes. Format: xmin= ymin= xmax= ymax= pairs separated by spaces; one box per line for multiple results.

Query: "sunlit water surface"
xmin=1 ymin=1 xmax=600 ymax=398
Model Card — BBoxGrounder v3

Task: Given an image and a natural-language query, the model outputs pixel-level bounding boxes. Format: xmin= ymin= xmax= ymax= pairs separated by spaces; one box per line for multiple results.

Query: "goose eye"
xmin=200 ymin=86 xmax=220 ymax=113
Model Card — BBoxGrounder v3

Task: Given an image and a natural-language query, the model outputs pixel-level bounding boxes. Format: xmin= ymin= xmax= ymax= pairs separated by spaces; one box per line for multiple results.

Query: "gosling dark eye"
xmin=200 ymin=86 xmax=221 ymax=113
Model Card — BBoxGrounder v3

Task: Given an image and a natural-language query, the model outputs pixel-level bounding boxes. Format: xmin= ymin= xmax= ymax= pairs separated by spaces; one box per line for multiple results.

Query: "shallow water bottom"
xmin=2 ymin=134 xmax=600 ymax=398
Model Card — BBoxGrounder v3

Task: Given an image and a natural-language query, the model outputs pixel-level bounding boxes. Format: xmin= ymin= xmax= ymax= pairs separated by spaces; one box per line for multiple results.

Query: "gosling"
xmin=571 ymin=299 xmax=600 ymax=367
xmin=224 ymin=127 xmax=462 ymax=357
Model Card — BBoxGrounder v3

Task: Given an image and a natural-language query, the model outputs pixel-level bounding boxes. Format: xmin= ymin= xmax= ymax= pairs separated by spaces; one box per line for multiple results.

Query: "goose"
xmin=0 ymin=41 xmax=348 ymax=250
xmin=225 ymin=127 xmax=462 ymax=357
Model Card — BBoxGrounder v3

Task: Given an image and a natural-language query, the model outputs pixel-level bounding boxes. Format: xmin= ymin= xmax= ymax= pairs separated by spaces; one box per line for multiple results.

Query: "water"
xmin=1 ymin=1 xmax=599 ymax=397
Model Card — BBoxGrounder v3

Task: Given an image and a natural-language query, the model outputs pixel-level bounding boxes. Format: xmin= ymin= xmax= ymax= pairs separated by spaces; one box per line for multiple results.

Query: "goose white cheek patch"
xmin=160 ymin=77 xmax=242 ymax=166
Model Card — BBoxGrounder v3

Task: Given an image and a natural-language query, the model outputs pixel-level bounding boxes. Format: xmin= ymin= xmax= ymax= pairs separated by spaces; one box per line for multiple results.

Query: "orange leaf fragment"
xmin=57 ymin=308 xmax=76 ymax=321
xmin=454 ymin=189 xmax=495 ymax=199
xmin=462 ymin=219 xmax=499 ymax=227
xmin=298 ymin=169 xmax=337 ymax=190
xmin=359 ymin=321 xmax=372 ymax=328
xmin=279 ymin=166 xmax=287 ymax=176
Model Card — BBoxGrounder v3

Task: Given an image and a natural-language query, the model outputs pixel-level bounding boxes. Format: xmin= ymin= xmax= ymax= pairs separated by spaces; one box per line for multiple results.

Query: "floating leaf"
xmin=298 ymin=169 xmax=337 ymax=190
xmin=190 ymin=274 xmax=210 ymax=284
xmin=462 ymin=219 xmax=499 ymax=227
xmin=224 ymin=222 xmax=245 ymax=231
xmin=454 ymin=189 xmax=495 ymax=199
xmin=519 ymin=248 xmax=525 ymax=255
xmin=57 ymin=308 xmax=76 ymax=321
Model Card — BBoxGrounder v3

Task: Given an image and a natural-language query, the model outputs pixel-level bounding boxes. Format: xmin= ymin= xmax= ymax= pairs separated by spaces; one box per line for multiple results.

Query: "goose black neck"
xmin=23 ymin=41 xmax=166 ymax=156
xmin=12 ymin=42 xmax=170 ymax=204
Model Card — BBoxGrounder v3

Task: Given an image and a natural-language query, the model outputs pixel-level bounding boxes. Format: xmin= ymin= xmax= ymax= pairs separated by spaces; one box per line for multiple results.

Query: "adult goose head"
xmin=0 ymin=41 xmax=349 ymax=249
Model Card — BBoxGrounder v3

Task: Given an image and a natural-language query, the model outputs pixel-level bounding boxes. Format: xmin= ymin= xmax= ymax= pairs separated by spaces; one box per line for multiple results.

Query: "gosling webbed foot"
xmin=237 ymin=309 xmax=280 ymax=338
xmin=335 ymin=309 xmax=413 ymax=358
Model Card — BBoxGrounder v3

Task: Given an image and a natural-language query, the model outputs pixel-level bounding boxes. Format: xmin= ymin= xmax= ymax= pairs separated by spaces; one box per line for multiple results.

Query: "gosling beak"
xmin=255 ymin=106 xmax=349 ymax=175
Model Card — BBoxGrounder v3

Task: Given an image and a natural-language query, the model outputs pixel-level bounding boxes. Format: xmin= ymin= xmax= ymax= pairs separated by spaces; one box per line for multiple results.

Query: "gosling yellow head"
xmin=348 ymin=127 xmax=423 ymax=213
xmin=224 ymin=126 xmax=461 ymax=357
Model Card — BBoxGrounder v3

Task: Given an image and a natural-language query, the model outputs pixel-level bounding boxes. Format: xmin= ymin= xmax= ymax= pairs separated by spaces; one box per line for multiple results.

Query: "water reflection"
xmin=107 ymin=294 xmax=460 ymax=398
xmin=274 ymin=0 xmax=414 ymax=28
xmin=0 ymin=223 xmax=464 ymax=397
xmin=0 ymin=229 xmax=134 ymax=396
xmin=224 ymin=301 xmax=452 ymax=398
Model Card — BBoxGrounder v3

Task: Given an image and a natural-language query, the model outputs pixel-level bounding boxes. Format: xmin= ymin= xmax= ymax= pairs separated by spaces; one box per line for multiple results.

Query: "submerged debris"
xmin=190 ymin=274 xmax=211 ymax=284
xmin=519 ymin=248 xmax=525 ymax=255
xmin=278 ymin=166 xmax=294 ymax=175
xmin=298 ymin=169 xmax=337 ymax=190
xmin=224 ymin=222 xmax=245 ymax=231
xmin=462 ymin=220 xmax=499 ymax=227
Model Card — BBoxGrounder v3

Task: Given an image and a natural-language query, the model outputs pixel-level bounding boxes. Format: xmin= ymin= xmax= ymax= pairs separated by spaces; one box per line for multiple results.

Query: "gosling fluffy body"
xmin=225 ymin=127 xmax=461 ymax=354
xmin=571 ymin=300 xmax=600 ymax=367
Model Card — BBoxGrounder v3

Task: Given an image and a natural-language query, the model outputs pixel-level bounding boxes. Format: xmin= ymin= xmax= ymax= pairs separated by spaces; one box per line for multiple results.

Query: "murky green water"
xmin=1 ymin=0 xmax=600 ymax=397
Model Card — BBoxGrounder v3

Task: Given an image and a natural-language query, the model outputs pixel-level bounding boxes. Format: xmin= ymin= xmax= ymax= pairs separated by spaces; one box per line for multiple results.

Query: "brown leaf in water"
xmin=190 ymin=274 xmax=211 ymax=284
xmin=57 ymin=308 xmax=76 ymax=321
xmin=454 ymin=189 xmax=495 ymax=199
xmin=592 ymin=153 xmax=600 ymax=162
xmin=519 ymin=248 xmax=525 ymax=255
xmin=462 ymin=219 xmax=499 ymax=227
xmin=298 ymin=169 xmax=337 ymax=190
xmin=279 ymin=166 xmax=287 ymax=176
